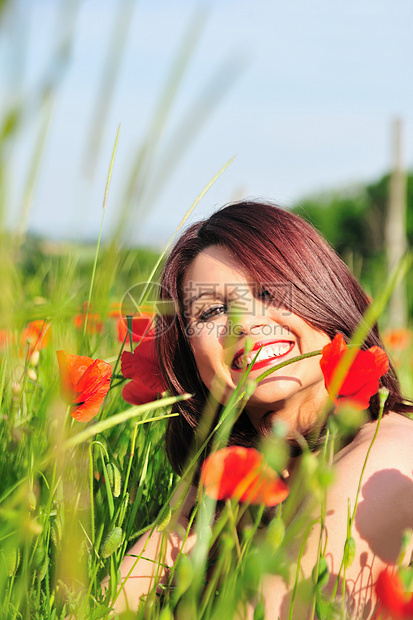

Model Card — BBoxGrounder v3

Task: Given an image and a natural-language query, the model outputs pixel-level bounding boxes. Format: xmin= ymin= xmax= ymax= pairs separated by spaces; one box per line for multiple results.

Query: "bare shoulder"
xmin=336 ymin=411 xmax=413 ymax=466
xmin=331 ymin=412 xmax=413 ymax=543
xmin=333 ymin=412 xmax=413 ymax=495
xmin=113 ymin=526 xmax=195 ymax=611
xmin=323 ymin=412 xmax=413 ymax=593
xmin=278 ymin=413 xmax=413 ymax=618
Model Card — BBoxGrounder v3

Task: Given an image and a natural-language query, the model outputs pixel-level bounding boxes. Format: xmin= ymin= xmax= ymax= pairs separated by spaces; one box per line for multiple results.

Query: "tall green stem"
xmin=332 ymin=389 xmax=389 ymax=599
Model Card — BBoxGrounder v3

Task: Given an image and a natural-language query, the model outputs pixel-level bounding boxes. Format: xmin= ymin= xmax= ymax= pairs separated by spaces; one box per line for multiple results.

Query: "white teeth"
xmin=234 ymin=343 xmax=292 ymax=369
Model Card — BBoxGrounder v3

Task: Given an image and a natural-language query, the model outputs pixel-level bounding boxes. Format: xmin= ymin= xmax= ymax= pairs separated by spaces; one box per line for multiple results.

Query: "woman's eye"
xmin=199 ymin=304 xmax=227 ymax=321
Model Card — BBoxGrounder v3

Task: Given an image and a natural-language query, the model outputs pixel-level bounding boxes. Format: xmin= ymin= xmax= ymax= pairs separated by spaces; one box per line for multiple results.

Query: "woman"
xmin=114 ymin=201 xmax=413 ymax=618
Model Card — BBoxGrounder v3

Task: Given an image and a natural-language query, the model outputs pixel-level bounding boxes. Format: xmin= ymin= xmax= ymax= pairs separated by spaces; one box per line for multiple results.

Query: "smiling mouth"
xmin=231 ymin=341 xmax=295 ymax=371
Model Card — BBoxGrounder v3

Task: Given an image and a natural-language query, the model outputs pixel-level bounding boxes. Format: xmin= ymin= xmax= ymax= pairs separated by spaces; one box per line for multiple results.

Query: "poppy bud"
xmin=378 ymin=386 xmax=390 ymax=408
xmin=27 ymin=369 xmax=37 ymax=382
xmin=344 ymin=536 xmax=356 ymax=568
xmin=27 ymin=490 xmax=37 ymax=511
xmin=12 ymin=382 xmax=21 ymax=396
xmin=29 ymin=350 xmax=40 ymax=367
xmin=267 ymin=518 xmax=285 ymax=550
xmin=156 ymin=504 xmax=172 ymax=532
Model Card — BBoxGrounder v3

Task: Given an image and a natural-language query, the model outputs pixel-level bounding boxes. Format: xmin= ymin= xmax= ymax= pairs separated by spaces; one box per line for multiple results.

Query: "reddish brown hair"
xmin=156 ymin=201 xmax=411 ymax=474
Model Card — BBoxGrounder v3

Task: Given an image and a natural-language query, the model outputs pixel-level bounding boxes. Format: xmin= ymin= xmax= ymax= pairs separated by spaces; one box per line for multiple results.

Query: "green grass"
xmin=0 ymin=235 xmax=411 ymax=619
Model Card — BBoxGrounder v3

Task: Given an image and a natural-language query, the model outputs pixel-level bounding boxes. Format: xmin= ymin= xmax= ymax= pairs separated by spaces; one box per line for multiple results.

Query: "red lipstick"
xmin=231 ymin=340 xmax=295 ymax=372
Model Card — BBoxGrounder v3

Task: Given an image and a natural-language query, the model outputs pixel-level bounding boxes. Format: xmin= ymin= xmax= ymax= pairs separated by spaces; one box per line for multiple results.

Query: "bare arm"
xmin=104 ymin=486 xmax=198 ymax=614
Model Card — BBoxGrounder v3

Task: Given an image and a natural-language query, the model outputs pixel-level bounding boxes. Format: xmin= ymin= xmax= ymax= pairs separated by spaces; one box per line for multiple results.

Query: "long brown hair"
xmin=156 ymin=201 xmax=411 ymax=474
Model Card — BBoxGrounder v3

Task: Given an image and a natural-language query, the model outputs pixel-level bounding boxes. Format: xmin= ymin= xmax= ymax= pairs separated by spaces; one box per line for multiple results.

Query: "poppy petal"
xmin=121 ymin=376 xmax=161 ymax=407
xmin=56 ymin=350 xmax=112 ymax=422
xmin=121 ymin=343 xmax=164 ymax=407
xmin=71 ymin=391 xmax=107 ymax=422
xmin=22 ymin=320 xmax=51 ymax=356
xmin=201 ymin=447 xmax=289 ymax=507
xmin=375 ymin=568 xmax=412 ymax=619
xmin=320 ymin=334 xmax=389 ymax=409
xmin=117 ymin=316 xmax=155 ymax=343
xmin=75 ymin=359 xmax=112 ymax=398
xmin=56 ymin=350 xmax=74 ymax=400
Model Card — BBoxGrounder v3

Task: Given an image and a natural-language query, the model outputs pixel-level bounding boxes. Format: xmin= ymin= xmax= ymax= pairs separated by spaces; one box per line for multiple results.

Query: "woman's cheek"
xmin=190 ymin=338 xmax=216 ymax=384
xmin=192 ymin=340 xmax=236 ymax=401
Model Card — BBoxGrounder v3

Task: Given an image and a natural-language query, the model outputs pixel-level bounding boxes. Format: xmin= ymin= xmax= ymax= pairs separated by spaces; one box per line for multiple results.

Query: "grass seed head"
xmin=106 ymin=462 xmax=122 ymax=497
xmin=101 ymin=526 xmax=123 ymax=558
xmin=267 ymin=518 xmax=285 ymax=551
xmin=4 ymin=547 xmax=21 ymax=577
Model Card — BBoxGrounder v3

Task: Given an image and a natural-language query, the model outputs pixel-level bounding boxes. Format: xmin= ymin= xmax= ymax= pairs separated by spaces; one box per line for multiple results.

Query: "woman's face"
xmin=182 ymin=245 xmax=331 ymax=437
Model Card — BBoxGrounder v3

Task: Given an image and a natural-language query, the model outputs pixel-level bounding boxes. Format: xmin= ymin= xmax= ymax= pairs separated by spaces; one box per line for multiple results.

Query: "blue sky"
xmin=1 ymin=0 xmax=412 ymax=246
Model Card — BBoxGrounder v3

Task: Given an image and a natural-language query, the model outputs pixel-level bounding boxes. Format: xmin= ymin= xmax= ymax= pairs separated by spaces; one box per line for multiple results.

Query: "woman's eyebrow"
xmin=187 ymin=290 xmax=224 ymax=307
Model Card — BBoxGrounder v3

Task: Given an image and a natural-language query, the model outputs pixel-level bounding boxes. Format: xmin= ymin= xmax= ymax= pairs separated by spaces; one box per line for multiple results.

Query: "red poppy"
xmin=383 ymin=328 xmax=412 ymax=352
xmin=73 ymin=309 xmax=103 ymax=334
xmin=201 ymin=446 xmax=290 ymax=506
xmin=320 ymin=334 xmax=389 ymax=410
xmin=120 ymin=320 xmax=164 ymax=406
xmin=117 ymin=315 xmax=154 ymax=344
xmin=375 ymin=568 xmax=413 ymax=619
xmin=22 ymin=320 xmax=51 ymax=356
xmin=56 ymin=350 xmax=112 ymax=422
xmin=108 ymin=301 xmax=122 ymax=318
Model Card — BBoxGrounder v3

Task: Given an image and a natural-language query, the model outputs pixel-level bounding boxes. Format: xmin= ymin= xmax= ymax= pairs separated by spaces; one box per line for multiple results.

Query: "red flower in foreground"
xmin=201 ymin=447 xmax=289 ymax=506
xmin=56 ymin=351 xmax=112 ymax=422
xmin=22 ymin=320 xmax=51 ymax=356
xmin=375 ymin=568 xmax=413 ymax=619
xmin=320 ymin=334 xmax=389 ymax=409
xmin=121 ymin=318 xmax=165 ymax=406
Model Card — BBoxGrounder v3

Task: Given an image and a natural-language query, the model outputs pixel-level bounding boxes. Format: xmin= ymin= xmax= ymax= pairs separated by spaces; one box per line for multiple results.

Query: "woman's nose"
xmin=230 ymin=298 xmax=270 ymax=336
